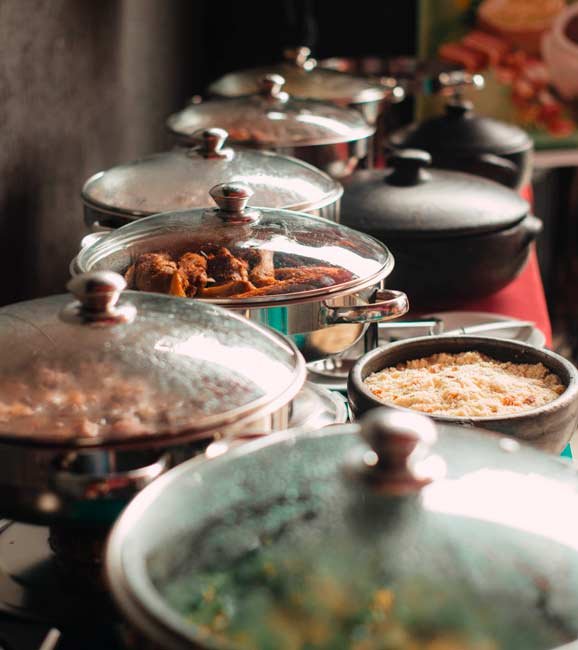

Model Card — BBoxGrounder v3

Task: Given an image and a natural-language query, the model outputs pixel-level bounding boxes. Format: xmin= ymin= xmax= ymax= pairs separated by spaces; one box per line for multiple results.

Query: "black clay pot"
xmin=341 ymin=150 xmax=542 ymax=310
xmin=348 ymin=335 xmax=578 ymax=454
xmin=388 ymin=99 xmax=533 ymax=190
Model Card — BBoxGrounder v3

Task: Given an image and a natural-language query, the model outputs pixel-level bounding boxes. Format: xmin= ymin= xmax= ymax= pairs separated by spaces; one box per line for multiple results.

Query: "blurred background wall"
xmin=0 ymin=0 xmax=198 ymax=304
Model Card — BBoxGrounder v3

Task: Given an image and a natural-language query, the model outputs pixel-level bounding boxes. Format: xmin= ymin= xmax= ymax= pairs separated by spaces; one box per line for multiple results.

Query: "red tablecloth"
xmin=456 ymin=184 xmax=552 ymax=347
xmin=455 ymin=247 xmax=552 ymax=347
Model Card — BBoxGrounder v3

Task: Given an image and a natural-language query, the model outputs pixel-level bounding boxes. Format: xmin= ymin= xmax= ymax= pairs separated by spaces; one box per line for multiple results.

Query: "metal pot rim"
xmin=348 ymin=335 xmax=578 ymax=424
xmin=166 ymin=114 xmax=376 ymax=148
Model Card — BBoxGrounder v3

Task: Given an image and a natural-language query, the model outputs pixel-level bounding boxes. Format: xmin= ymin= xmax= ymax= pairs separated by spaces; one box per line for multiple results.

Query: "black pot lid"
xmin=389 ymin=99 xmax=532 ymax=157
xmin=107 ymin=409 xmax=578 ymax=650
xmin=167 ymin=75 xmax=375 ymax=147
xmin=341 ymin=150 xmax=530 ymax=238
xmin=0 ymin=272 xmax=305 ymax=447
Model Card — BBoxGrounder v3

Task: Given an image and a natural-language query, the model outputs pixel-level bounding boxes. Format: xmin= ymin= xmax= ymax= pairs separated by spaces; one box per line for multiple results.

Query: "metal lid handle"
xmin=347 ymin=409 xmax=445 ymax=494
xmin=209 ymin=183 xmax=261 ymax=224
xmin=386 ymin=149 xmax=432 ymax=186
xmin=191 ymin=127 xmax=234 ymax=160
xmin=284 ymin=46 xmax=317 ymax=71
xmin=61 ymin=272 xmax=136 ymax=326
xmin=445 ymin=98 xmax=474 ymax=118
xmin=436 ymin=70 xmax=485 ymax=96
xmin=258 ymin=74 xmax=289 ymax=101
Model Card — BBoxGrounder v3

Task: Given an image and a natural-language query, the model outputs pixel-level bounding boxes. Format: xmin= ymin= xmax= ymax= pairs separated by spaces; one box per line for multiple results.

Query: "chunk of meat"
xmin=177 ymin=252 xmax=208 ymax=297
xmin=197 ymin=280 xmax=255 ymax=298
xmin=242 ymin=249 xmax=276 ymax=287
xmin=169 ymin=271 xmax=187 ymax=298
xmin=129 ymin=253 xmax=177 ymax=293
xmin=275 ymin=266 xmax=354 ymax=287
xmin=235 ymin=266 xmax=354 ymax=298
xmin=206 ymin=247 xmax=249 ymax=284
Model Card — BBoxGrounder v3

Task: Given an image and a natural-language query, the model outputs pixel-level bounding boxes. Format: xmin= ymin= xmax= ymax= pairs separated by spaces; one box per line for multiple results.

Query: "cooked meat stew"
xmin=125 ymin=244 xmax=355 ymax=299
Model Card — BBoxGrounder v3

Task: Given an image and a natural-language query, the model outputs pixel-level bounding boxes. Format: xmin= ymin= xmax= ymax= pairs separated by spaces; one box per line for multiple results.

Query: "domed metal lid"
xmin=168 ymin=74 xmax=375 ymax=147
xmin=390 ymin=99 xmax=533 ymax=156
xmin=208 ymin=46 xmax=403 ymax=105
xmin=341 ymin=150 xmax=530 ymax=238
xmin=0 ymin=272 xmax=305 ymax=447
xmin=81 ymin=128 xmax=342 ymax=224
xmin=107 ymin=409 xmax=578 ymax=649
xmin=74 ymin=183 xmax=393 ymax=306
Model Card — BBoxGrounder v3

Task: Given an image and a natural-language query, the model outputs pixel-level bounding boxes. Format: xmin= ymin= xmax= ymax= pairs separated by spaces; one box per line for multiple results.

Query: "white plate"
xmin=424 ymin=311 xmax=547 ymax=348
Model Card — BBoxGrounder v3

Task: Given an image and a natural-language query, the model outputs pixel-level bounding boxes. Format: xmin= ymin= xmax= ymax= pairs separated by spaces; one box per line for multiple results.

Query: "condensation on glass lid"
xmin=0 ymin=294 xmax=299 ymax=444
xmin=82 ymin=146 xmax=341 ymax=216
xmin=121 ymin=213 xmax=388 ymax=303
xmin=0 ymin=342 xmax=293 ymax=442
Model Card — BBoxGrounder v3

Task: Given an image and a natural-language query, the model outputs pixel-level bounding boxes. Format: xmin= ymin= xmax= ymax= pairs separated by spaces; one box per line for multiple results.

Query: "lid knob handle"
xmin=436 ymin=70 xmax=484 ymax=96
xmin=61 ymin=272 xmax=137 ymax=326
xmin=258 ymin=74 xmax=289 ymax=101
xmin=284 ymin=46 xmax=317 ymax=71
xmin=208 ymin=183 xmax=261 ymax=224
xmin=386 ymin=149 xmax=431 ymax=186
xmin=347 ymin=408 xmax=445 ymax=494
xmin=445 ymin=98 xmax=474 ymax=118
xmin=192 ymin=127 xmax=234 ymax=160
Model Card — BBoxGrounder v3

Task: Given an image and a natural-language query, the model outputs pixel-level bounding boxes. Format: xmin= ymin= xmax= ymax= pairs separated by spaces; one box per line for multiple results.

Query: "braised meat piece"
xmin=206 ymin=247 xmax=249 ymax=284
xmin=177 ymin=252 xmax=208 ymax=297
xmin=235 ymin=266 xmax=354 ymax=298
xmin=124 ymin=245 xmax=356 ymax=300
xmin=126 ymin=253 xmax=178 ymax=293
xmin=242 ymin=249 xmax=276 ymax=287
xmin=197 ymin=279 xmax=255 ymax=298
xmin=275 ymin=266 xmax=354 ymax=288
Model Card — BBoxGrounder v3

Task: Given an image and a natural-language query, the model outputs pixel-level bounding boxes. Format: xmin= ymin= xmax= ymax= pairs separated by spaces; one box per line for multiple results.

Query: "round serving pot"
xmin=0 ymin=272 xmax=307 ymax=524
xmin=107 ymin=407 xmax=578 ymax=649
xmin=341 ymin=150 xmax=542 ymax=310
xmin=208 ymin=46 xmax=404 ymax=128
xmin=167 ymin=74 xmax=376 ymax=180
xmin=81 ymin=128 xmax=343 ymax=231
xmin=72 ymin=183 xmax=409 ymax=363
xmin=389 ymin=98 xmax=534 ymax=190
xmin=348 ymin=335 xmax=578 ymax=454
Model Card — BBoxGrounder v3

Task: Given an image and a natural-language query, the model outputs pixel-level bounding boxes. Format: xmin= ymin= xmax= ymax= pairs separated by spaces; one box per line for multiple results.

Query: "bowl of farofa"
xmin=348 ymin=336 xmax=578 ymax=453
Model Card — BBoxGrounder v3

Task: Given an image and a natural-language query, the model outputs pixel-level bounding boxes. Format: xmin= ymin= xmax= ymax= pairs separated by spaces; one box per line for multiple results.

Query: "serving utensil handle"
xmin=324 ymin=289 xmax=409 ymax=324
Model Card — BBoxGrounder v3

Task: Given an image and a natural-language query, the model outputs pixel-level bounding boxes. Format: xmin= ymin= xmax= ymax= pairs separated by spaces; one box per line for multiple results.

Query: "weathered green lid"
xmin=107 ymin=409 xmax=578 ymax=649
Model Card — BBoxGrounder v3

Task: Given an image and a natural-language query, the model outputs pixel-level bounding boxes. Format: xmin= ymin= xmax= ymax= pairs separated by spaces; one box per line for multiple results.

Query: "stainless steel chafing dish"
xmin=81 ymin=128 xmax=343 ymax=230
xmin=72 ymin=182 xmax=409 ymax=363
xmin=168 ymin=74 xmax=376 ymax=179
xmin=0 ymin=271 xmax=306 ymax=524
xmin=208 ymin=46 xmax=405 ymax=129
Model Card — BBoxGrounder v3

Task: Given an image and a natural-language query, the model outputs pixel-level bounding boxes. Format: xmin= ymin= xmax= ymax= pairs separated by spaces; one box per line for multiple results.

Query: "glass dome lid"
xmin=208 ymin=47 xmax=398 ymax=106
xmin=107 ymin=409 xmax=578 ymax=650
xmin=0 ymin=272 xmax=305 ymax=447
xmin=74 ymin=183 xmax=392 ymax=306
xmin=81 ymin=128 xmax=342 ymax=221
xmin=167 ymin=74 xmax=375 ymax=147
